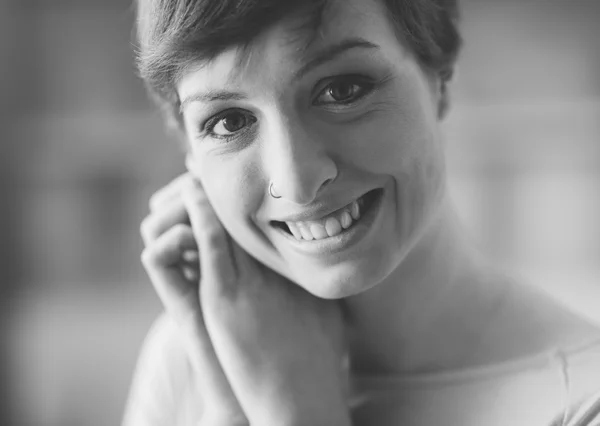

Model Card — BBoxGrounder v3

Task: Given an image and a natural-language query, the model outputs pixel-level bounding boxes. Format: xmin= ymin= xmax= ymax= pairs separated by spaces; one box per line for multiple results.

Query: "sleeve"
xmin=549 ymin=390 xmax=600 ymax=426
xmin=561 ymin=390 xmax=600 ymax=426
xmin=549 ymin=340 xmax=600 ymax=426
xmin=121 ymin=313 xmax=201 ymax=426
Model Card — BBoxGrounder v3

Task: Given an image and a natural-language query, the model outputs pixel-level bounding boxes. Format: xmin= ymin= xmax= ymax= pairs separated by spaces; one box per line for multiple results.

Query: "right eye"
xmin=204 ymin=109 xmax=257 ymax=139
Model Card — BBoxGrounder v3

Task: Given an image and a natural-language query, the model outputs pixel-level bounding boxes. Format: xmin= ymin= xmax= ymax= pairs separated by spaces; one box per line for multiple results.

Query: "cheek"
xmin=194 ymin=156 xmax=263 ymax=230
xmin=344 ymin=105 xmax=441 ymax=178
xmin=351 ymin=92 xmax=444 ymax=241
xmin=340 ymin=74 xmax=440 ymax=172
xmin=394 ymin=135 xmax=446 ymax=248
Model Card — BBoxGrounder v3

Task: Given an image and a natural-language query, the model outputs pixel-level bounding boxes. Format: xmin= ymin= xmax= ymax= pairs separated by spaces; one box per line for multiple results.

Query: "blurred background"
xmin=1 ymin=0 xmax=599 ymax=425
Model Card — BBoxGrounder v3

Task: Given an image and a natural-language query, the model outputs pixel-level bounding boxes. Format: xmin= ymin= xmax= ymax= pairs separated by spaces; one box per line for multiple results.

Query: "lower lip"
xmin=274 ymin=189 xmax=385 ymax=256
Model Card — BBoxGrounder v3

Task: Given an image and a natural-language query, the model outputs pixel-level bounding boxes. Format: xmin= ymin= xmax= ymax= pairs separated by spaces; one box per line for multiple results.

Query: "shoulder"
xmin=551 ymin=359 xmax=600 ymax=426
xmin=564 ymin=338 xmax=600 ymax=400
xmin=122 ymin=313 xmax=198 ymax=426
xmin=131 ymin=313 xmax=193 ymax=388
xmin=140 ymin=313 xmax=189 ymax=366
xmin=477 ymin=274 xmax=600 ymax=364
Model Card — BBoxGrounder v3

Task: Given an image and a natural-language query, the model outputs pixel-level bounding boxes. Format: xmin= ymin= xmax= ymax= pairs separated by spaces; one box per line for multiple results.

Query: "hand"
xmin=181 ymin=173 xmax=350 ymax=426
xmin=140 ymin=172 xmax=248 ymax=426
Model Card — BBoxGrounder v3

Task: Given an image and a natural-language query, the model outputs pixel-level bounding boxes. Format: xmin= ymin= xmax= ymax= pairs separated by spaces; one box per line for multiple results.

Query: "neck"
xmin=343 ymin=199 xmax=502 ymax=375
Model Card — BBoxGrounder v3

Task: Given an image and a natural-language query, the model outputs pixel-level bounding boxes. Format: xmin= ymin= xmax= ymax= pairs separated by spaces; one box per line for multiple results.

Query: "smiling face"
xmin=177 ymin=0 xmax=448 ymax=299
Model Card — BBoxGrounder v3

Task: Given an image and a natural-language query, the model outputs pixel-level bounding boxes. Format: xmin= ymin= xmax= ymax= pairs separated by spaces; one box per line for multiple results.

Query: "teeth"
xmin=350 ymin=200 xmax=360 ymax=220
xmin=287 ymin=222 xmax=303 ymax=240
xmin=340 ymin=211 xmax=352 ymax=229
xmin=283 ymin=195 xmax=366 ymax=241
xmin=325 ymin=217 xmax=343 ymax=237
xmin=310 ymin=224 xmax=328 ymax=239
xmin=297 ymin=222 xmax=314 ymax=240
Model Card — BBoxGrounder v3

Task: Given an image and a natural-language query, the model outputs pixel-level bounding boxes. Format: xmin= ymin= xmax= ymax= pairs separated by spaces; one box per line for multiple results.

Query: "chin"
xmin=300 ymin=278 xmax=366 ymax=299
xmin=289 ymin=250 xmax=399 ymax=299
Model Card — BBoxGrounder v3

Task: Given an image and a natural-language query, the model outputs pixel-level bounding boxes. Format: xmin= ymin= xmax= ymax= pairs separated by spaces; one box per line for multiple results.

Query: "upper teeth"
xmin=285 ymin=198 xmax=363 ymax=241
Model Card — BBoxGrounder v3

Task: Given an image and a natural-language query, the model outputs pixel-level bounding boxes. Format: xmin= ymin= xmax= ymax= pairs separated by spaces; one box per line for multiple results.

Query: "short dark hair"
xmin=134 ymin=0 xmax=461 ymax=132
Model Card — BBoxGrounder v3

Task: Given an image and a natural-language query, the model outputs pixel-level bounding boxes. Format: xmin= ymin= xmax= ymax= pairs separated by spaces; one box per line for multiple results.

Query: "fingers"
xmin=182 ymin=178 xmax=238 ymax=294
xmin=141 ymin=172 xmax=191 ymax=247
xmin=149 ymin=172 xmax=191 ymax=212
xmin=182 ymin=250 xmax=200 ymax=282
xmin=141 ymin=224 xmax=228 ymax=394
xmin=141 ymin=223 xmax=210 ymax=358
xmin=141 ymin=196 xmax=190 ymax=246
xmin=183 ymin=249 xmax=199 ymax=263
xmin=142 ymin=173 xmax=198 ymax=279
xmin=141 ymin=224 xmax=200 ymax=324
xmin=141 ymin=179 xmax=246 ymax=417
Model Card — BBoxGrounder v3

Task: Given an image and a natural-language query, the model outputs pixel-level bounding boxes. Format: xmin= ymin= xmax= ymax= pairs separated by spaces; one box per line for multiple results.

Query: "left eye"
xmin=315 ymin=77 xmax=374 ymax=105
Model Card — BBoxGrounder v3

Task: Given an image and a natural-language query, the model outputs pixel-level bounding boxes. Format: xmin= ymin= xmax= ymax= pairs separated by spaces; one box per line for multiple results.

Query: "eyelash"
xmin=203 ymin=109 xmax=257 ymax=141
xmin=201 ymin=74 xmax=378 ymax=141
xmin=313 ymin=74 xmax=376 ymax=107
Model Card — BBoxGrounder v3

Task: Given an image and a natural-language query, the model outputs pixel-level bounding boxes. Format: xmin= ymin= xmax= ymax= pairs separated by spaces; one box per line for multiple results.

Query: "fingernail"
xmin=183 ymin=250 xmax=199 ymax=262
xmin=182 ymin=266 xmax=199 ymax=282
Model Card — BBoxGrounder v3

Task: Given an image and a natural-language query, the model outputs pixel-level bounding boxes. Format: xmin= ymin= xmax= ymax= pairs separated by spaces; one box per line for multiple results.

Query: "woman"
xmin=123 ymin=0 xmax=600 ymax=424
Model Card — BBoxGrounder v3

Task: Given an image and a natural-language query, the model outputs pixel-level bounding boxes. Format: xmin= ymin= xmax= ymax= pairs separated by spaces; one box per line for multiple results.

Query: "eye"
xmin=314 ymin=76 xmax=375 ymax=106
xmin=205 ymin=109 xmax=257 ymax=138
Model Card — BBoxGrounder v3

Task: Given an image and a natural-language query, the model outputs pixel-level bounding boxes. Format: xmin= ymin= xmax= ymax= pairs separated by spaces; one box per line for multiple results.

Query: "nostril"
xmin=319 ymin=178 xmax=333 ymax=192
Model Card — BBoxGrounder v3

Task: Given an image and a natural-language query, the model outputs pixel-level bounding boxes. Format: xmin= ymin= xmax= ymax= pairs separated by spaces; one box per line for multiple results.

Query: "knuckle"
xmin=148 ymin=191 xmax=162 ymax=210
xmin=140 ymin=247 xmax=156 ymax=266
xmin=171 ymin=223 xmax=190 ymax=239
xmin=140 ymin=216 xmax=157 ymax=242
xmin=171 ymin=224 xmax=193 ymax=251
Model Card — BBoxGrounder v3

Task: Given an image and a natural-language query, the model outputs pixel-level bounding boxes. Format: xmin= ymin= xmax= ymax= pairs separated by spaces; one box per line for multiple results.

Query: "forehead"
xmin=177 ymin=0 xmax=396 ymax=94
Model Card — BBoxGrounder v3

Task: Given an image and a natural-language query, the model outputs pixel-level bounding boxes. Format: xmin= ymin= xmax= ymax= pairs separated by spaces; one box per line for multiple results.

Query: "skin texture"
xmin=178 ymin=0 xmax=445 ymax=300
xmin=176 ymin=0 xmax=599 ymax=376
xmin=140 ymin=173 xmax=350 ymax=426
xmin=130 ymin=0 xmax=600 ymax=424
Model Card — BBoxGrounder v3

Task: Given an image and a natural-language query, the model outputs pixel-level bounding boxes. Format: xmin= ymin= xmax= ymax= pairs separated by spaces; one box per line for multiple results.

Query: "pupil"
xmin=223 ymin=113 xmax=245 ymax=132
xmin=332 ymin=82 xmax=354 ymax=100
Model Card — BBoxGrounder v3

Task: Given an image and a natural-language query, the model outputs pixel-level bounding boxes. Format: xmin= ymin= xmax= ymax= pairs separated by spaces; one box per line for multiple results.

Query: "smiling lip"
xmin=271 ymin=194 xmax=364 ymax=224
xmin=272 ymin=188 xmax=385 ymax=255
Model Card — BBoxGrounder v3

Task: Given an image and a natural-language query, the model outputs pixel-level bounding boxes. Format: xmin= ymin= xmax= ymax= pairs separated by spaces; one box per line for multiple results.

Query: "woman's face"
xmin=177 ymin=0 xmax=447 ymax=299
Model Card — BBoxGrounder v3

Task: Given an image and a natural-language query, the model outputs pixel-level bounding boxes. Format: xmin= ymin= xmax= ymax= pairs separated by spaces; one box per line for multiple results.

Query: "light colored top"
xmin=122 ymin=314 xmax=600 ymax=426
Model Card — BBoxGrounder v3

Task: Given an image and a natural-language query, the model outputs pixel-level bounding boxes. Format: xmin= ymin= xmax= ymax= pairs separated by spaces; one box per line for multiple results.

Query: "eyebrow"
xmin=180 ymin=91 xmax=247 ymax=111
xmin=293 ymin=37 xmax=379 ymax=81
xmin=179 ymin=37 xmax=379 ymax=111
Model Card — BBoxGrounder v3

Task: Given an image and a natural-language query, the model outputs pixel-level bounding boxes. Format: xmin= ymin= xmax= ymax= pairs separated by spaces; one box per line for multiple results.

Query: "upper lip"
xmin=271 ymin=190 xmax=372 ymax=223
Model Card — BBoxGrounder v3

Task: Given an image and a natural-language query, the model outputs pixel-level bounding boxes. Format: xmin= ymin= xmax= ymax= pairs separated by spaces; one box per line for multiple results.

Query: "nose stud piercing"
xmin=269 ymin=182 xmax=281 ymax=199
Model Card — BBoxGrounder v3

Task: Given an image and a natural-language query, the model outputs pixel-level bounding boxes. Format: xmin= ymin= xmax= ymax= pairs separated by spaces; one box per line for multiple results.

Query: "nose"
xmin=264 ymin=115 xmax=337 ymax=205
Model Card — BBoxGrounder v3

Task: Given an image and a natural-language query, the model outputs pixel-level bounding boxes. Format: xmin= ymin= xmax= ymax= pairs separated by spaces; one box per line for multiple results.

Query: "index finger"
xmin=149 ymin=172 xmax=192 ymax=212
xmin=181 ymin=178 xmax=238 ymax=292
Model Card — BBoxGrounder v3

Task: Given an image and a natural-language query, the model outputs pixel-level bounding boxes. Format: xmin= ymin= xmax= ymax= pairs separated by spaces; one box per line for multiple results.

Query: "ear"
xmin=437 ymin=66 xmax=457 ymax=120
